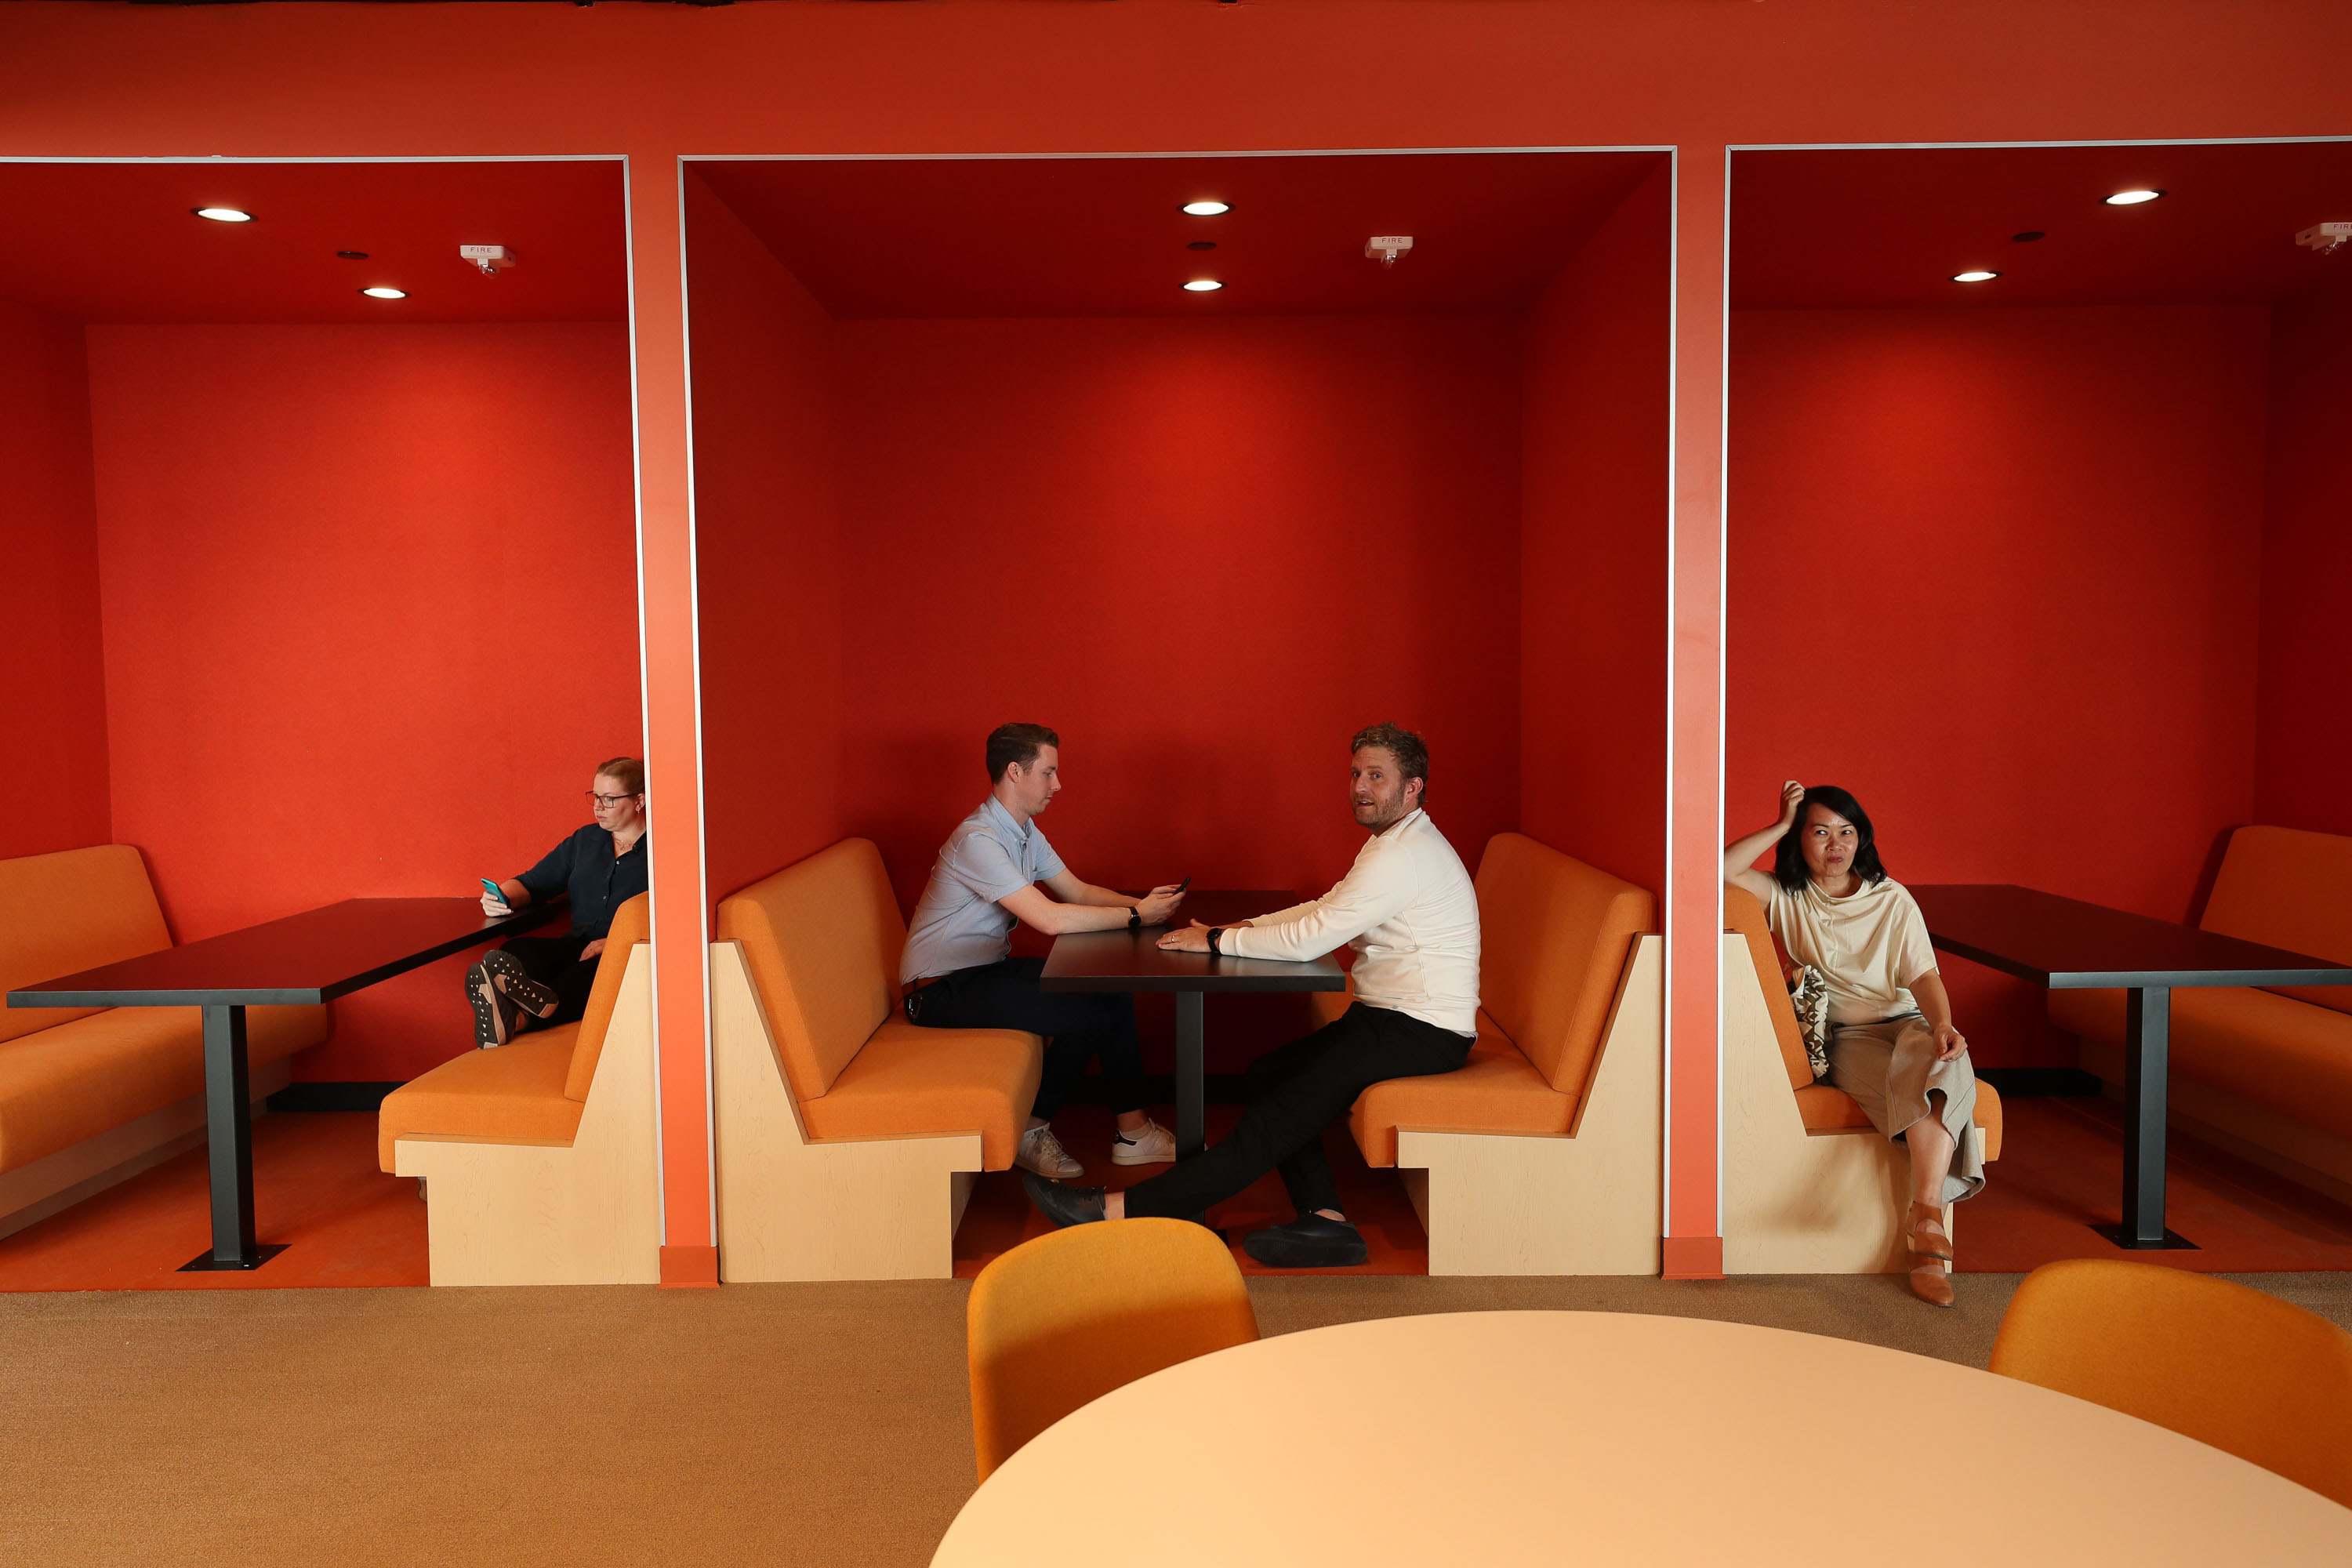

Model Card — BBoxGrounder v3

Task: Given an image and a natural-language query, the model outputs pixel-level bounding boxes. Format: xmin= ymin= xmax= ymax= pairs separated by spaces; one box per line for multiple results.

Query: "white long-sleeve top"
xmin=1225 ymin=808 xmax=1481 ymax=1035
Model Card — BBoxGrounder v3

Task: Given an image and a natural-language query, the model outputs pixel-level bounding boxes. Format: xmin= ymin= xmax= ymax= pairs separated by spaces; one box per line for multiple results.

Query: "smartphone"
xmin=481 ymin=878 xmax=508 ymax=904
xmin=1173 ymin=877 xmax=1192 ymax=894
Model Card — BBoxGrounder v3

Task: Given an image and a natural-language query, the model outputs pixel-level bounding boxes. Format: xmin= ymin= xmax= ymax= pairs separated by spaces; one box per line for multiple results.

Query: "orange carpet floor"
xmin=0 ymin=1112 xmax=428 ymax=1291
xmin=1958 ymin=1094 xmax=2352 ymax=1272
xmin=9 ymin=1095 xmax=2351 ymax=1291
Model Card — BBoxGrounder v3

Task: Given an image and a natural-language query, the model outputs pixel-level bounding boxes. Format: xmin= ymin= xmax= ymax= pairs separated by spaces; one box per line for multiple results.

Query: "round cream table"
xmin=933 ymin=1309 xmax=2352 ymax=1566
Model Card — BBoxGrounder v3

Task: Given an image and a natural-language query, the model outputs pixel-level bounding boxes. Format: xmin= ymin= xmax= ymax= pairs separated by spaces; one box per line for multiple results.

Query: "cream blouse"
xmin=1765 ymin=877 xmax=1939 ymax=1025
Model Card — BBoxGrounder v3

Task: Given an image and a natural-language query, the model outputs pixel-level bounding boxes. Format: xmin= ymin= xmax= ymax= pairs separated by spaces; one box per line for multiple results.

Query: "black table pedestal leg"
xmin=2091 ymin=985 xmax=2197 ymax=1251
xmin=180 ymin=1004 xmax=285 ymax=1272
xmin=1174 ymin=991 xmax=1206 ymax=1159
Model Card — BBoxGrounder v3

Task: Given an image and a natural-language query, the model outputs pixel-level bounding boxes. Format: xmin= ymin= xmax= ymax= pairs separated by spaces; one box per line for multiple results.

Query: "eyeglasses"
xmin=586 ymin=792 xmax=639 ymax=809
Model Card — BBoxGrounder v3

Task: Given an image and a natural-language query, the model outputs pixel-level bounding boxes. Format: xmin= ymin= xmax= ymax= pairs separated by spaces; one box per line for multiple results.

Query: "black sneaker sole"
xmin=482 ymin=949 xmax=560 ymax=1018
xmin=463 ymin=963 xmax=509 ymax=1048
xmin=1242 ymin=1225 xmax=1368 ymax=1269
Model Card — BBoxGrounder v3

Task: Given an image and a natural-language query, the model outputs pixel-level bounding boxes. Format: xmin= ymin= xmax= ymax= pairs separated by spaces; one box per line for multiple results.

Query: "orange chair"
xmin=1991 ymin=1259 xmax=2352 ymax=1508
xmin=967 ymin=1219 xmax=1259 ymax=1481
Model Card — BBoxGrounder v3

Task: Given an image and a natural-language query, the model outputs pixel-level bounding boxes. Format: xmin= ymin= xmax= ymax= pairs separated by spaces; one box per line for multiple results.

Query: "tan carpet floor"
xmin=2 ymin=1272 xmax=2346 ymax=1566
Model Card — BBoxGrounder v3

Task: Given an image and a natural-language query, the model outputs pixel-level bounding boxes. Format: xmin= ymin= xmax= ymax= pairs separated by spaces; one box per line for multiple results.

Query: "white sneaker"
xmin=1015 ymin=1123 xmax=1084 ymax=1180
xmin=1111 ymin=1117 xmax=1177 ymax=1166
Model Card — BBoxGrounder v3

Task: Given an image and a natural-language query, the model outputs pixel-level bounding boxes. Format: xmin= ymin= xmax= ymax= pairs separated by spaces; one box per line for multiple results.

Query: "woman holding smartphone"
xmin=1724 ymin=779 xmax=1982 ymax=1308
xmin=465 ymin=757 xmax=648 ymax=1048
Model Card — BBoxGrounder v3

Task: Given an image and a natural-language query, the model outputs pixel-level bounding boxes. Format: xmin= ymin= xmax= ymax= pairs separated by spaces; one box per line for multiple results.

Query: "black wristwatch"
xmin=1127 ymin=906 xmax=1143 ymax=931
xmin=1207 ymin=926 xmax=1225 ymax=955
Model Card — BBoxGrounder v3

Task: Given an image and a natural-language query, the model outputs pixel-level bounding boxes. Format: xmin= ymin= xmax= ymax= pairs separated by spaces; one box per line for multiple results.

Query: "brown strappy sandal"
xmin=1906 ymin=1200 xmax=1954 ymax=1261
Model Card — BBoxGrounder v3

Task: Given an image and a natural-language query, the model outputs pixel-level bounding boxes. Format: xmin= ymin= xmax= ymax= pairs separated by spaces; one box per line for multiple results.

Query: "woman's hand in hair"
xmin=1778 ymin=779 xmax=1806 ymax=827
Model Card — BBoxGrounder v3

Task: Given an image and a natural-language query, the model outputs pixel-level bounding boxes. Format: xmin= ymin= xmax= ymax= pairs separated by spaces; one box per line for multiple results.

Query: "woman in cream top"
xmin=1726 ymin=781 xmax=1981 ymax=1308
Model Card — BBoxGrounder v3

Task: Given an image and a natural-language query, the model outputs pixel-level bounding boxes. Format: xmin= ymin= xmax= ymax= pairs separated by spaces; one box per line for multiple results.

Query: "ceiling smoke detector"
xmin=2296 ymin=222 xmax=2351 ymax=255
xmin=460 ymin=244 xmax=518 ymax=276
xmin=1366 ymin=235 xmax=1414 ymax=267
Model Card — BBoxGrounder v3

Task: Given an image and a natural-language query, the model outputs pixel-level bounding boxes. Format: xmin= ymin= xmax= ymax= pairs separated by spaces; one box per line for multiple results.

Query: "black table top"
xmin=1909 ymin=883 xmax=2352 ymax=990
xmin=7 ymin=897 xmax=564 ymax=1009
xmin=1041 ymin=890 xmax=1348 ymax=994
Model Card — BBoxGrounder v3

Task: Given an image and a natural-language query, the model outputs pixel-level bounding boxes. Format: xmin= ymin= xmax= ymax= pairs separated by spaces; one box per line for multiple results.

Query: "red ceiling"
xmin=689 ymin=151 xmax=1666 ymax=318
xmin=0 ymin=159 xmax=627 ymax=324
xmin=1733 ymin=141 xmax=2352 ymax=310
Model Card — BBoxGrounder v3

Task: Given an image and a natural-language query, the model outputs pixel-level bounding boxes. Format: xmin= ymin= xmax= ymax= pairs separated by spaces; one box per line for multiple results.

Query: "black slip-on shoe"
xmin=1021 ymin=1169 xmax=1106 ymax=1228
xmin=464 ymin=962 xmax=516 ymax=1048
xmin=482 ymin=949 xmax=560 ymax=1021
xmin=1243 ymin=1214 xmax=1367 ymax=1269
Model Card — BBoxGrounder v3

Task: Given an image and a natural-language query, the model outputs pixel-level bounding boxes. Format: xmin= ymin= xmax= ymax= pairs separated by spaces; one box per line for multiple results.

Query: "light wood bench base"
xmin=711 ymin=942 xmax=982 ymax=1282
xmin=1393 ymin=935 xmax=1663 ymax=1276
xmin=393 ymin=948 xmax=660 ymax=1286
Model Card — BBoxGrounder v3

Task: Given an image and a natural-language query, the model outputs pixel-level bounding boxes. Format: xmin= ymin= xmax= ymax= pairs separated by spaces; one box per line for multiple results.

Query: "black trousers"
xmin=499 ymin=933 xmax=599 ymax=1030
xmin=905 ymin=956 xmax=1147 ymax=1120
xmin=1123 ymin=1002 xmax=1472 ymax=1222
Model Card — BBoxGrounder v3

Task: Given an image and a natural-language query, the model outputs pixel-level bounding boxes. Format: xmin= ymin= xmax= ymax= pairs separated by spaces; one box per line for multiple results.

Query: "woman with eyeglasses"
xmin=464 ymin=757 xmax=649 ymax=1048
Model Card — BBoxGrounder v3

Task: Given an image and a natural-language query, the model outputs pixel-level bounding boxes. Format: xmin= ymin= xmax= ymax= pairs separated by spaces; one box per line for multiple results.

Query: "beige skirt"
xmin=1825 ymin=1014 xmax=1984 ymax=1205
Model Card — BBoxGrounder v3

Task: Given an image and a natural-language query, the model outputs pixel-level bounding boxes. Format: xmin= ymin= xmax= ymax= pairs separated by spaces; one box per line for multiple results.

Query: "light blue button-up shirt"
xmin=899 ymin=796 xmax=1069 ymax=983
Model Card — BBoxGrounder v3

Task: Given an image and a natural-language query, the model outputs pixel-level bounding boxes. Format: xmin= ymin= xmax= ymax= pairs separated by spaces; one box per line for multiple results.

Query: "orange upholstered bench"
xmin=2050 ymin=825 xmax=2352 ymax=1206
xmin=710 ymin=839 xmax=1043 ymax=1282
xmin=0 ymin=845 xmax=328 ymax=1237
xmin=376 ymin=893 xmax=659 ymax=1285
xmin=1307 ymin=832 xmax=1662 ymax=1276
xmin=1721 ymin=884 xmax=2002 ymax=1272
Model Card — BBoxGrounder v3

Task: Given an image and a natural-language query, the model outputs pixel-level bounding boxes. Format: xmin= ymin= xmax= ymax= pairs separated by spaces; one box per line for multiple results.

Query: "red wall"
xmin=685 ymin=173 xmax=850 ymax=913
xmin=829 ymin=314 xmax=1524 ymax=912
xmin=4 ymin=299 xmax=110 ymax=860
xmin=2255 ymin=284 xmax=2352 ymax=837
xmin=1519 ymin=162 xmax=1671 ymax=898
xmin=1727 ymin=306 xmax=2269 ymax=1066
xmin=85 ymin=323 xmax=639 ymax=1080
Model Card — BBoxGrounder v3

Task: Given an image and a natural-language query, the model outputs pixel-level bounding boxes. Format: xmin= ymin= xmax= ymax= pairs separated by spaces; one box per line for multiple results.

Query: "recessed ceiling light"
xmin=2011 ymin=231 xmax=2045 ymax=243
xmin=192 ymin=207 xmax=253 ymax=223
xmin=360 ymin=286 xmax=408 ymax=299
xmin=1188 ymin=241 xmax=1217 ymax=251
xmin=1181 ymin=279 xmax=1224 ymax=292
xmin=2105 ymin=189 xmax=2165 ymax=205
xmin=336 ymin=250 xmax=369 ymax=260
xmin=1952 ymin=270 xmax=2001 ymax=283
xmin=1181 ymin=201 xmax=1231 ymax=216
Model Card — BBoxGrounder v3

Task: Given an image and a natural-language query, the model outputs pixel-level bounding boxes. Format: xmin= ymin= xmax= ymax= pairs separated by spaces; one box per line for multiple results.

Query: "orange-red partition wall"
xmin=2256 ymin=287 xmax=2352 ymax=837
xmin=831 ymin=314 xmax=1523 ymax=906
xmin=686 ymin=172 xmax=851 ymax=911
xmin=1519 ymin=162 xmax=1671 ymax=897
xmin=83 ymin=323 xmax=641 ymax=1081
xmin=5 ymin=298 xmax=110 ymax=861
xmin=1727 ymin=305 xmax=2269 ymax=1068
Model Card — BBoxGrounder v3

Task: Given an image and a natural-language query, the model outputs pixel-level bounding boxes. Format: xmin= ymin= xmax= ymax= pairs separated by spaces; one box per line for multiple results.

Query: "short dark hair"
xmin=1350 ymin=722 xmax=1429 ymax=801
xmin=986 ymin=723 xmax=1060 ymax=783
xmin=1773 ymin=783 xmax=1888 ymax=891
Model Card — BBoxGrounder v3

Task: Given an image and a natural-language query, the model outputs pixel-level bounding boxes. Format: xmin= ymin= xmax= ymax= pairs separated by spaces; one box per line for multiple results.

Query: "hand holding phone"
xmin=481 ymin=877 xmax=512 ymax=915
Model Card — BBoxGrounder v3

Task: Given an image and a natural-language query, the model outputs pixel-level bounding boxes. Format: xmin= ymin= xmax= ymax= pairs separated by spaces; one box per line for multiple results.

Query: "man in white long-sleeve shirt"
xmin=1022 ymin=723 xmax=1480 ymax=1268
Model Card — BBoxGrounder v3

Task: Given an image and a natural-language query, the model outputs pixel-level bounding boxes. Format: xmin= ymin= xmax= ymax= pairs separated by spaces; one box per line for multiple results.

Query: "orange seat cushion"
xmin=563 ymin=894 xmax=648 ymax=1102
xmin=798 ymin=1018 xmax=1040 ymax=1171
xmin=376 ymin=1032 xmax=584 ymax=1171
xmin=1349 ymin=1014 xmax=1572 ymax=1167
xmin=1475 ymin=833 xmax=1655 ymax=1103
xmin=0 ymin=845 xmax=176 ymax=1045
xmin=1794 ymin=1076 xmax=2002 ymax=1160
xmin=2052 ymin=984 xmax=2352 ymax=1143
xmin=1723 ymin=886 xmax=1816 ymax=1092
xmin=0 ymin=1002 xmax=327 ymax=1176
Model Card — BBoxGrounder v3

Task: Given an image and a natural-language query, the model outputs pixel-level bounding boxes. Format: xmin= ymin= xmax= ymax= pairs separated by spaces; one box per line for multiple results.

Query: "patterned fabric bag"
xmin=1788 ymin=964 xmax=1832 ymax=1080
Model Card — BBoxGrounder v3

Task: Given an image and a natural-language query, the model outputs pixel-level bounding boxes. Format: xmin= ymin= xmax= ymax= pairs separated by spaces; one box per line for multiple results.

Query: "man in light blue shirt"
xmin=901 ymin=723 xmax=1188 ymax=1179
